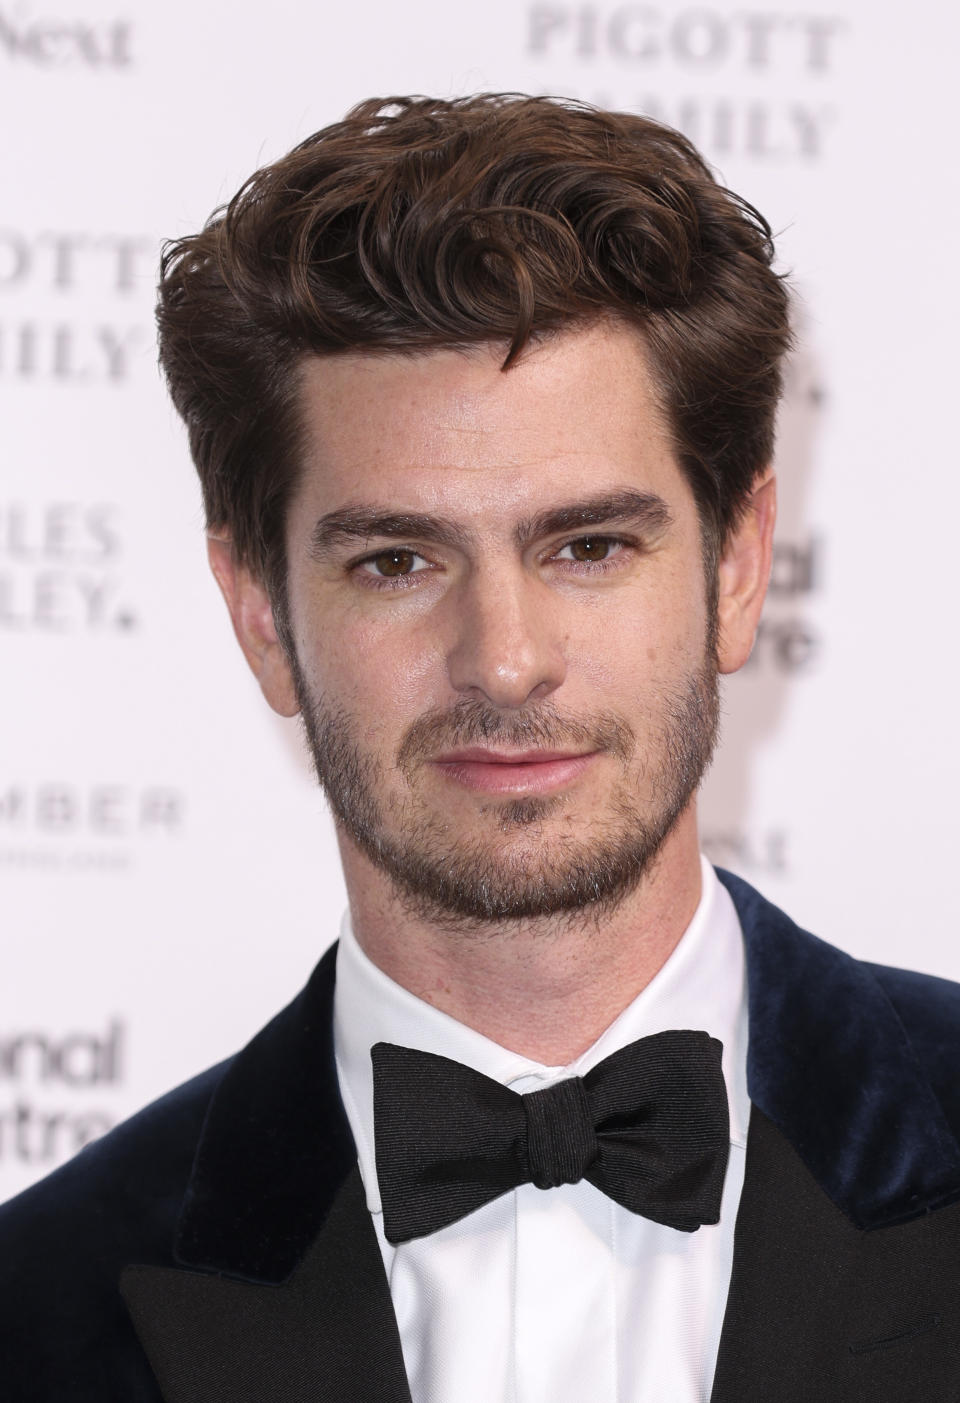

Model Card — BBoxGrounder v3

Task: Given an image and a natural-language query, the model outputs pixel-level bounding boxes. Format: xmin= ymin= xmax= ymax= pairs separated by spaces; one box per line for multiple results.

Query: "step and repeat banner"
xmin=2 ymin=0 xmax=958 ymax=1202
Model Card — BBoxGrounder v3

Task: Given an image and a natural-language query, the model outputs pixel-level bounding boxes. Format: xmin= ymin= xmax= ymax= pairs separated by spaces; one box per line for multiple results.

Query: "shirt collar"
xmin=333 ymin=855 xmax=749 ymax=1215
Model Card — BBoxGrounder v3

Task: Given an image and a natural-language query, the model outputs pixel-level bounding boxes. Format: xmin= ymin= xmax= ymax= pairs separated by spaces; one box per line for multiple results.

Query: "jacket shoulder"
xmin=718 ymin=865 xmax=960 ymax=1226
xmin=0 ymin=1057 xmax=229 ymax=1259
xmin=0 ymin=1058 xmax=230 ymax=1401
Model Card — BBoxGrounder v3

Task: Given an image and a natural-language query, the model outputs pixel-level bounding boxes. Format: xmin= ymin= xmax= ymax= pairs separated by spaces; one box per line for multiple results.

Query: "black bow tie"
xmin=372 ymin=1032 xmax=730 ymax=1245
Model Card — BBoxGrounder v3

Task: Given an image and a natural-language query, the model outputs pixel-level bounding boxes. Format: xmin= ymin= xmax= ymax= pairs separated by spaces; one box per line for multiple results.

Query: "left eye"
xmin=555 ymin=537 xmax=616 ymax=563
xmin=359 ymin=549 xmax=429 ymax=578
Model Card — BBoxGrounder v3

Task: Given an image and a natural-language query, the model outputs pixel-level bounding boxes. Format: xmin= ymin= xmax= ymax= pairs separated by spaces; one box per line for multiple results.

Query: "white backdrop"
xmin=2 ymin=0 xmax=958 ymax=1203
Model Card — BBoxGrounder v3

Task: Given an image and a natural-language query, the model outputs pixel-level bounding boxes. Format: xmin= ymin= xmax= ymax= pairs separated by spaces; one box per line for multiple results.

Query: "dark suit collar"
xmin=125 ymin=946 xmax=413 ymax=1401
xmin=173 ymin=873 xmax=960 ymax=1290
xmin=122 ymin=1164 xmax=413 ymax=1403
xmin=718 ymin=867 xmax=960 ymax=1229
xmin=174 ymin=943 xmax=355 ymax=1284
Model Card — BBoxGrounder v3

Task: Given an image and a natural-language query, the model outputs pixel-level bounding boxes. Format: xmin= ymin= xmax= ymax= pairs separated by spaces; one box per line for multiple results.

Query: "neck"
xmin=339 ymin=808 xmax=703 ymax=1065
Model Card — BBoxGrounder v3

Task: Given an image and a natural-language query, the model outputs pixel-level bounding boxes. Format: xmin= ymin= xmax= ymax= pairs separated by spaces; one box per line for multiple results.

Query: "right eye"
xmin=356 ymin=548 xmax=431 ymax=581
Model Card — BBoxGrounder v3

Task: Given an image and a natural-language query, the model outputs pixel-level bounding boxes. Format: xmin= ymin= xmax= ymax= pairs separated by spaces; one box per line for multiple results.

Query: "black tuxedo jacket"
xmin=3 ymin=870 xmax=960 ymax=1401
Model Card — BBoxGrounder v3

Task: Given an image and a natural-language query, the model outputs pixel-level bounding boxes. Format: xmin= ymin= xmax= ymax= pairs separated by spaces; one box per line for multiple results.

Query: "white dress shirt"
xmin=333 ymin=856 xmax=749 ymax=1403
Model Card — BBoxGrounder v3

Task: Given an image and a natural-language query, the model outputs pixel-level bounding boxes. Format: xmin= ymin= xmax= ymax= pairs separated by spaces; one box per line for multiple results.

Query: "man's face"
xmin=277 ymin=323 xmax=722 ymax=924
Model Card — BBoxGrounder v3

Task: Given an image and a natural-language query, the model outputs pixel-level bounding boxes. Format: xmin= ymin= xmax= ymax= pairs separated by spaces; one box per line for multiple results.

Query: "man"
xmin=2 ymin=93 xmax=959 ymax=1403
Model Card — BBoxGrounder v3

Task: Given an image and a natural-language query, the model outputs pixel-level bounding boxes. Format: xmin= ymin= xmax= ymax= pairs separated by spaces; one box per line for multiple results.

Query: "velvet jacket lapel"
xmin=120 ymin=946 xmax=412 ymax=1403
xmin=121 ymin=874 xmax=960 ymax=1401
xmin=710 ymin=870 xmax=960 ymax=1401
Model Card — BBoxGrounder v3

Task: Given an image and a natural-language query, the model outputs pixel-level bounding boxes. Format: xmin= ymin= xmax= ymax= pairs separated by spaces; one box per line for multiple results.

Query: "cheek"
xmin=293 ymin=596 xmax=450 ymax=724
xmin=566 ymin=577 xmax=708 ymax=697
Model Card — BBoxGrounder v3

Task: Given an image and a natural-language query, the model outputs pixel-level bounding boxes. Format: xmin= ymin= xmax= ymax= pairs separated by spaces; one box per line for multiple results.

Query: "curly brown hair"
xmin=158 ymin=93 xmax=791 ymax=633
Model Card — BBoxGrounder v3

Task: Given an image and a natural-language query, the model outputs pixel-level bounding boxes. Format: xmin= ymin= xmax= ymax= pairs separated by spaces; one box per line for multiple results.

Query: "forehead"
xmin=293 ymin=321 xmax=690 ymax=521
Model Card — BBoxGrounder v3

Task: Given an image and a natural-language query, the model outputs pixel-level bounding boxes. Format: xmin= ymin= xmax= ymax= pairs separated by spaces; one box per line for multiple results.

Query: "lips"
xmin=431 ymin=747 xmax=598 ymax=796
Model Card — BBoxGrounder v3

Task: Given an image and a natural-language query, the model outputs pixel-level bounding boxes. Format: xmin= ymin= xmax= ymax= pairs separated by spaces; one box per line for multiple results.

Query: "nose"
xmin=446 ymin=566 xmax=567 ymax=708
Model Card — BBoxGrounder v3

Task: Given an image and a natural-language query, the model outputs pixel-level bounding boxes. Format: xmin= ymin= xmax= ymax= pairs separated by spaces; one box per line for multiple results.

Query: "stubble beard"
xmin=292 ymin=655 xmax=720 ymax=928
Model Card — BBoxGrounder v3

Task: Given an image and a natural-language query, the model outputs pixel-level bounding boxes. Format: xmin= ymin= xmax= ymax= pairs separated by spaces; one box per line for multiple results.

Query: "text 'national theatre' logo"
xmin=749 ymin=532 xmax=824 ymax=675
xmin=0 ymin=1021 xmax=125 ymax=1168
xmin=525 ymin=5 xmax=848 ymax=162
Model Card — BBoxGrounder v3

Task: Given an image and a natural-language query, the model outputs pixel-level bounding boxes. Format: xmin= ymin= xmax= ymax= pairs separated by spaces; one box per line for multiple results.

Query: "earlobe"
xmin=715 ymin=472 xmax=777 ymax=675
xmin=206 ymin=535 xmax=300 ymax=717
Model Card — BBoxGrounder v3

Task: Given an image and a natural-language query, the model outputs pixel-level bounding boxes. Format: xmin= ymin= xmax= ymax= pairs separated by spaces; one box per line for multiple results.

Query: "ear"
xmin=206 ymin=535 xmax=300 ymax=717
xmin=716 ymin=471 xmax=777 ymax=675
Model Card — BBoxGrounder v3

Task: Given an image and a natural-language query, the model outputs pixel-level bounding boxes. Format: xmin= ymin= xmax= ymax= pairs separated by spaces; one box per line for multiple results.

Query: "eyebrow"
xmin=309 ymin=488 xmax=672 ymax=560
xmin=516 ymin=490 xmax=672 ymax=545
xmin=310 ymin=507 xmax=473 ymax=559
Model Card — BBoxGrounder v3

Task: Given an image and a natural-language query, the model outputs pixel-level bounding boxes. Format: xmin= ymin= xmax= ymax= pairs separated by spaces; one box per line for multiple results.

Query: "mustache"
xmin=396 ymin=698 xmax=636 ymax=770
